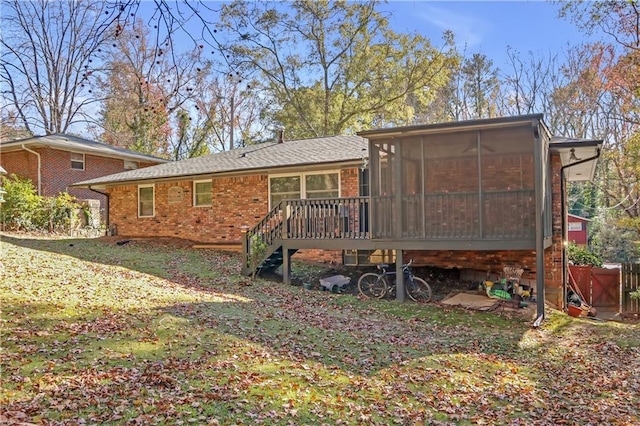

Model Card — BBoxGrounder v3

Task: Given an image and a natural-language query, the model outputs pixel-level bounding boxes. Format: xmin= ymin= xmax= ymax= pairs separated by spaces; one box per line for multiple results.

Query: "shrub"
xmin=0 ymin=174 xmax=81 ymax=233
xmin=0 ymin=174 xmax=42 ymax=231
xmin=567 ymin=242 xmax=603 ymax=267
xmin=248 ymin=233 xmax=268 ymax=280
xmin=40 ymin=192 xmax=81 ymax=232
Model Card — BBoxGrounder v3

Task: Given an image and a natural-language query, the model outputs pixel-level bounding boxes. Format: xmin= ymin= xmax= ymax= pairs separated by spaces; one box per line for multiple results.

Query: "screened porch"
xmin=363 ymin=118 xmax=552 ymax=249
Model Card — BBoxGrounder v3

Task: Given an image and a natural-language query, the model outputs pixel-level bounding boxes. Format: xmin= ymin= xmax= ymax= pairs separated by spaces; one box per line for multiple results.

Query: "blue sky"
xmin=378 ymin=0 xmax=598 ymax=68
xmin=146 ymin=1 xmax=598 ymax=70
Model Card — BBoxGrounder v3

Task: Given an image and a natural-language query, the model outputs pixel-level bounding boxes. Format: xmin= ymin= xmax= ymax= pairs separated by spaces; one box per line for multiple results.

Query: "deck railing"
xmin=372 ymin=189 xmax=535 ymax=239
xmin=247 ymin=191 xmax=534 ymax=248
xmin=242 ymin=197 xmax=370 ymax=273
xmin=284 ymin=197 xmax=369 ymax=239
xmin=245 ymin=200 xmax=286 ymax=249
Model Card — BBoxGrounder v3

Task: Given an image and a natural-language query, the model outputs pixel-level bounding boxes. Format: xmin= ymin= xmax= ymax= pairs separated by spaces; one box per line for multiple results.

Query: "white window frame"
xmin=568 ymin=222 xmax=583 ymax=232
xmin=71 ymin=152 xmax=85 ymax=170
xmin=138 ymin=184 xmax=155 ymax=218
xmin=124 ymin=160 xmax=138 ymax=170
xmin=268 ymin=170 xmax=341 ymax=208
xmin=193 ymin=179 xmax=213 ymax=207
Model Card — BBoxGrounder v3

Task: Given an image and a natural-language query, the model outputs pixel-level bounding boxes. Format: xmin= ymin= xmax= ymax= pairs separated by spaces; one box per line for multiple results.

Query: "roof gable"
xmin=568 ymin=213 xmax=591 ymax=222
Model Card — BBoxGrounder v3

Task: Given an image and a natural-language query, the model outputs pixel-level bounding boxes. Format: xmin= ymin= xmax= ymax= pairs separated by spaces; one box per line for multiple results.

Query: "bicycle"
xmin=357 ymin=259 xmax=432 ymax=302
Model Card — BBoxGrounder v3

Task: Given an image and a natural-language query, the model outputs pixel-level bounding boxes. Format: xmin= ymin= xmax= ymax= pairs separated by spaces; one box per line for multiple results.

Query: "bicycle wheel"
xmin=358 ymin=273 xmax=388 ymax=299
xmin=406 ymin=277 xmax=432 ymax=302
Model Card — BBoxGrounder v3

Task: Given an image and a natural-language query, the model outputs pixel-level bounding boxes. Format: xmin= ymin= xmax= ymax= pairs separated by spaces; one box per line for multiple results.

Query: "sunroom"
xmin=361 ymin=115 xmax=551 ymax=249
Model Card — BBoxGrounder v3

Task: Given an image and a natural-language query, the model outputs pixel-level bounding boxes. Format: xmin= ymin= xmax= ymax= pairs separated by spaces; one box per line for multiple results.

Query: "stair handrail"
xmin=242 ymin=200 xmax=287 ymax=273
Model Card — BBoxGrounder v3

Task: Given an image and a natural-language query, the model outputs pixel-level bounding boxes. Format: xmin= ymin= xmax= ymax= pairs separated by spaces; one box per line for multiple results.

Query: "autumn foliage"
xmin=1 ymin=235 xmax=639 ymax=424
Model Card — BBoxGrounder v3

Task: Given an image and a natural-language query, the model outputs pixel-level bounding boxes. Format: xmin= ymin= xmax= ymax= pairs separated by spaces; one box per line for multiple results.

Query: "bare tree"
xmin=171 ymin=75 xmax=269 ymax=159
xmin=0 ymin=1 xmax=124 ymax=135
xmin=499 ymin=48 xmax=559 ymax=117
xmin=92 ymin=17 xmax=212 ymax=157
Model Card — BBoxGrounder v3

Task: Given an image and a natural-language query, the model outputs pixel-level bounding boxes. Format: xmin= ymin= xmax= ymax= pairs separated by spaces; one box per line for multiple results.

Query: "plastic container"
xmin=567 ymin=304 xmax=582 ymax=318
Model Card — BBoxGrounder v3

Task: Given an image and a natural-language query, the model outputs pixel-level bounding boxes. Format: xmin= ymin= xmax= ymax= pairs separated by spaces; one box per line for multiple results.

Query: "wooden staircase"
xmin=241 ymin=197 xmax=369 ymax=277
xmin=241 ymin=200 xmax=287 ymax=276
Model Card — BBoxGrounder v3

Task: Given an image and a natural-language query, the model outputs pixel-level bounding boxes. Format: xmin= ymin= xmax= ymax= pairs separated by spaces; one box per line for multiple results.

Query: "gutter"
xmin=560 ymin=148 xmax=601 ymax=310
xmin=88 ymin=186 xmax=110 ymax=234
xmin=21 ymin=145 xmax=41 ymax=195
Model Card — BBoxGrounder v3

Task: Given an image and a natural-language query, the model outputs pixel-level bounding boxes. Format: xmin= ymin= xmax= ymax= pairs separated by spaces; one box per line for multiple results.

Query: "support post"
xmin=396 ymin=250 xmax=405 ymax=302
xmin=241 ymin=227 xmax=249 ymax=275
xmin=282 ymin=248 xmax=292 ymax=284
xmin=533 ymin=123 xmax=546 ymax=319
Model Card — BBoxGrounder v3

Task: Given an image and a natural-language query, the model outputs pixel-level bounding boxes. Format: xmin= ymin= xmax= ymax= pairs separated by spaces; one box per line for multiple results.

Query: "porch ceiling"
xmin=550 ymin=137 xmax=602 ymax=182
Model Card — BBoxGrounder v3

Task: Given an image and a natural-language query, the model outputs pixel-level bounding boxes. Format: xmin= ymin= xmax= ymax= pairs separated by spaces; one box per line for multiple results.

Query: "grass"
xmin=1 ymin=233 xmax=639 ymax=425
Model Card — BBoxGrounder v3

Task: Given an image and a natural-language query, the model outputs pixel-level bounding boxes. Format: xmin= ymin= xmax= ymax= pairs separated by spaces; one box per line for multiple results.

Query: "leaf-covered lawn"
xmin=1 ymin=234 xmax=639 ymax=425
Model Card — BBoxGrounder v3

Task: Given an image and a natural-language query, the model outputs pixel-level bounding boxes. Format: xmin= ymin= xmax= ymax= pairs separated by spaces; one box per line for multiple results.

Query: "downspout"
xmin=560 ymin=148 xmax=601 ymax=310
xmin=21 ymin=145 xmax=41 ymax=195
xmin=88 ymin=186 xmax=110 ymax=233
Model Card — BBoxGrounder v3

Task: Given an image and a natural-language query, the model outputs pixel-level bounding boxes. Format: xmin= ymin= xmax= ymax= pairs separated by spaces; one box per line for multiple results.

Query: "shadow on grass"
xmin=3 ymin=231 xmax=640 ymax=425
xmin=2 ymin=232 xmax=536 ymax=377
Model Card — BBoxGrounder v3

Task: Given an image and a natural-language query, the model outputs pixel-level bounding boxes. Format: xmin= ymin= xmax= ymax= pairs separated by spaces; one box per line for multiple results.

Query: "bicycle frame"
xmin=377 ymin=262 xmax=417 ymax=286
xmin=358 ymin=258 xmax=431 ymax=302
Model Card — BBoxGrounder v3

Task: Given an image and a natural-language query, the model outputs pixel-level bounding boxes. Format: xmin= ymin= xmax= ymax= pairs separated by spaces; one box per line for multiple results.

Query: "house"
xmin=0 ymin=134 xmax=168 ymax=214
xmin=73 ymin=115 xmax=602 ymax=319
xmin=74 ymin=134 xmax=368 ymax=252
xmin=567 ymin=214 xmax=590 ymax=246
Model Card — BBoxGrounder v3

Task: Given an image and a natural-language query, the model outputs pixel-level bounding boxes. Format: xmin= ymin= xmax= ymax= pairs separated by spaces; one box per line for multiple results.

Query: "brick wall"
xmin=340 ymin=167 xmax=360 ymax=197
xmin=545 ymin=153 xmax=564 ymax=306
xmin=406 ymin=152 xmax=565 ymax=306
xmin=107 ymin=167 xmax=361 ymax=246
xmin=108 ymin=175 xmax=268 ymax=242
xmin=406 ymin=249 xmax=538 ymax=278
xmin=1 ymin=151 xmax=38 ymax=186
xmin=1 ymin=146 xmax=159 ymax=213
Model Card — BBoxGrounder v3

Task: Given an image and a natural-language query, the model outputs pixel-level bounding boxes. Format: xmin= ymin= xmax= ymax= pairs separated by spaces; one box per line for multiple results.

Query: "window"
xmin=568 ymin=222 xmax=583 ymax=232
xmin=305 ymin=173 xmax=339 ymax=199
xmin=269 ymin=171 xmax=339 ymax=207
xmin=194 ymin=180 xmax=212 ymax=207
xmin=124 ymin=160 xmax=138 ymax=170
xmin=71 ymin=152 xmax=85 ymax=170
xmin=138 ymin=185 xmax=154 ymax=217
xmin=270 ymin=175 xmax=301 ymax=206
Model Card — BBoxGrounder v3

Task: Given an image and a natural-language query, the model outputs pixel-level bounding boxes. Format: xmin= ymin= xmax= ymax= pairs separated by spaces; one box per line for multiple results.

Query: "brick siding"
xmin=1 ymin=147 xmax=159 ymax=213
xmin=107 ymin=168 xmax=359 ymax=246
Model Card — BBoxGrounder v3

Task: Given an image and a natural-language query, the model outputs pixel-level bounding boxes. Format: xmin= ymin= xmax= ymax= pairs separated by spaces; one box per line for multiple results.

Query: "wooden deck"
xmin=242 ymin=196 xmax=539 ymax=277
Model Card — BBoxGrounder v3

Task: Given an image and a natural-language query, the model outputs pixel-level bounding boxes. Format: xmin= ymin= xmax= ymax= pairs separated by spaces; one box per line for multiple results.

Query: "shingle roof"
xmin=74 ymin=135 xmax=368 ymax=187
xmin=1 ymin=133 xmax=169 ymax=163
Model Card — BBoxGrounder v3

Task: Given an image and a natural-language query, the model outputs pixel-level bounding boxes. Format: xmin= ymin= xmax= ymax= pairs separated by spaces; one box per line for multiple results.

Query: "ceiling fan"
xmin=463 ymin=141 xmax=496 ymax=153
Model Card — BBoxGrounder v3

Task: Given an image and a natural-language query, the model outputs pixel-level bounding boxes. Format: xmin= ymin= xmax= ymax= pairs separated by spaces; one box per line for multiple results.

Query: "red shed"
xmin=567 ymin=214 xmax=590 ymax=246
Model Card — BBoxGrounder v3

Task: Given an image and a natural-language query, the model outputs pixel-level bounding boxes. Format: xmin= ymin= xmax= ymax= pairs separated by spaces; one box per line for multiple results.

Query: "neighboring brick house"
xmin=75 ymin=115 xmax=602 ymax=318
xmin=567 ymin=213 xmax=590 ymax=246
xmin=0 ymin=134 xmax=168 ymax=214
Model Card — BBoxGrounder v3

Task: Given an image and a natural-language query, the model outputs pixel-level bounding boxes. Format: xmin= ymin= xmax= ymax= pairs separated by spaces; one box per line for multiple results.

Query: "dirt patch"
xmin=262 ymin=260 xmax=477 ymax=301
xmin=101 ymin=236 xmax=200 ymax=249
xmin=260 ymin=260 xmax=538 ymax=319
